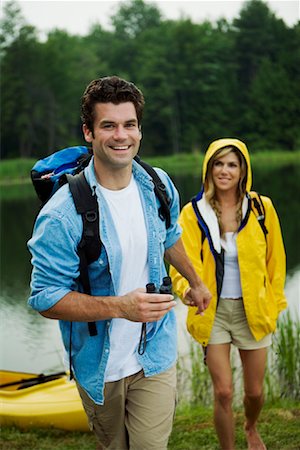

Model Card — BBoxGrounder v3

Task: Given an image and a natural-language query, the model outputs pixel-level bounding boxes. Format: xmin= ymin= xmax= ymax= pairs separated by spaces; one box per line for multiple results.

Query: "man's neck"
xmin=94 ymin=159 xmax=133 ymax=190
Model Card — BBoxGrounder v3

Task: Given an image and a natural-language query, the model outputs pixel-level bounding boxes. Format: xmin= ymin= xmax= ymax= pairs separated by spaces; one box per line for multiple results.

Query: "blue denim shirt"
xmin=28 ymin=158 xmax=181 ymax=404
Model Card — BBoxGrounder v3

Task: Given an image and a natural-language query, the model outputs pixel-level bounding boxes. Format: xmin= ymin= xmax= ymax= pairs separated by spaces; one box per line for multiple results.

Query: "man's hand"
xmin=120 ymin=288 xmax=176 ymax=322
xmin=183 ymin=283 xmax=212 ymax=315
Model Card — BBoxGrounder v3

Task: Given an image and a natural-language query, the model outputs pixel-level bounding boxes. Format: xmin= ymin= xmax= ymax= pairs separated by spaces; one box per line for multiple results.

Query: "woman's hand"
xmin=183 ymin=283 xmax=212 ymax=315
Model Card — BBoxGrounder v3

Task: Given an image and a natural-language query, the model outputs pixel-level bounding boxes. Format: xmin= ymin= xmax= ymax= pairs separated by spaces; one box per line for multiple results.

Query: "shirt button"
xmin=105 ymin=349 xmax=109 ymax=353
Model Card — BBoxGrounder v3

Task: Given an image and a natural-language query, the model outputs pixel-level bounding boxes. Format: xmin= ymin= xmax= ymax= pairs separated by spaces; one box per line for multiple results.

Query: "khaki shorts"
xmin=208 ymin=298 xmax=272 ymax=349
xmin=76 ymin=365 xmax=177 ymax=450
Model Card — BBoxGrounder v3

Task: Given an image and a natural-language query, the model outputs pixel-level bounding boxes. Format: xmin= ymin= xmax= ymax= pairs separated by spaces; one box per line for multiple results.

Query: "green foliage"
xmin=177 ymin=313 xmax=300 ymax=408
xmin=111 ymin=0 xmax=161 ymax=39
xmin=0 ymin=0 xmax=25 ymax=54
xmin=0 ymin=151 xmax=299 ymax=188
xmin=273 ymin=311 xmax=300 ymax=400
xmin=1 ymin=0 xmax=299 ymax=158
xmin=0 ymin=426 xmax=97 ymax=450
xmin=1 ymin=402 xmax=300 ymax=449
xmin=0 ymin=158 xmax=36 ymax=182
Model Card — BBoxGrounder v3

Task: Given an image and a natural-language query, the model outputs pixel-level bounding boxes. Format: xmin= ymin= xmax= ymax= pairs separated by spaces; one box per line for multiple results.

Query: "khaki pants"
xmin=76 ymin=365 xmax=177 ymax=450
xmin=208 ymin=298 xmax=272 ymax=349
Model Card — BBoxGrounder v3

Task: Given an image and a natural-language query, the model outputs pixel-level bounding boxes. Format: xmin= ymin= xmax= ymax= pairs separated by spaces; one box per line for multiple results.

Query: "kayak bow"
xmin=0 ymin=370 xmax=89 ymax=431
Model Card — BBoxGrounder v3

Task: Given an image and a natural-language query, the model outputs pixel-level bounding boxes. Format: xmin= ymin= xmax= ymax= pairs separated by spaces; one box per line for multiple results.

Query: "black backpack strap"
xmin=67 ymin=171 xmax=101 ymax=337
xmin=250 ymin=192 xmax=268 ymax=238
xmin=134 ymin=156 xmax=171 ymax=229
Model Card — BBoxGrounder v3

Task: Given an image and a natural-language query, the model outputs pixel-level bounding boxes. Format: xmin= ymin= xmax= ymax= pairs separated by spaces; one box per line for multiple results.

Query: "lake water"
xmin=0 ymin=164 xmax=299 ymax=375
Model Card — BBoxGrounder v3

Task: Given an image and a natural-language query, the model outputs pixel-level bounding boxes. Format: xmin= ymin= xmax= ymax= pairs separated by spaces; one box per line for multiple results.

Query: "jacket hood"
xmin=202 ymin=138 xmax=252 ymax=191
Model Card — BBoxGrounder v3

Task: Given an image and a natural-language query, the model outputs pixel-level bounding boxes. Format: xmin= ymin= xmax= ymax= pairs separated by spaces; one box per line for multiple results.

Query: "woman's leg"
xmin=206 ymin=343 xmax=235 ymax=450
xmin=239 ymin=348 xmax=267 ymax=450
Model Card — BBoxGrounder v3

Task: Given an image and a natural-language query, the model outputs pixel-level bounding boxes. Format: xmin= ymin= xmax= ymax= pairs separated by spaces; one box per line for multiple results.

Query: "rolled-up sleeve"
xmin=28 ymin=211 xmax=81 ymax=312
xmin=155 ymin=168 xmax=182 ymax=249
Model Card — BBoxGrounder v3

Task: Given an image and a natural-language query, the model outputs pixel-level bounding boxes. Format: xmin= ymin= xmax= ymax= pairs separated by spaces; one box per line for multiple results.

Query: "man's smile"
xmin=110 ymin=145 xmax=131 ymax=150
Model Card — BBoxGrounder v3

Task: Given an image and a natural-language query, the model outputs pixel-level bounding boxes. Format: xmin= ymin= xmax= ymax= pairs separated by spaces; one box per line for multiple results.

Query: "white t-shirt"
xmin=220 ymin=232 xmax=242 ymax=299
xmin=99 ymin=177 xmax=148 ymax=382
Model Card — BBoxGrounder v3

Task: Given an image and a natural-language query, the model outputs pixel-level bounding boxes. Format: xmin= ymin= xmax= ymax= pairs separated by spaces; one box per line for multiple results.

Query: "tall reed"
xmin=271 ymin=311 xmax=300 ymax=400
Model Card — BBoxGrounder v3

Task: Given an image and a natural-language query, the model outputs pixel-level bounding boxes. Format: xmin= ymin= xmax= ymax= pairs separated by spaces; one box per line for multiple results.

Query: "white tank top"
xmin=99 ymin=177 xmax=148 ymax=382
xmin=220 ymin=232 xmax=242 ymax=299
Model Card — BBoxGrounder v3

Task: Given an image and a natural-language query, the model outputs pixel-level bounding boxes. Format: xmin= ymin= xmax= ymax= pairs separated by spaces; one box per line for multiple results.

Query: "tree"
xmin=233 ymin=0 xmax=286 ymax=91
xmin=1 ymin=0 xmax=298 ymax=159
xmin=0 ymin=0 xmax=25 ymax=56
xmin=232 ymin=0 xmax=299 ymax=148
xmin=246 ymin=59 xmax=300 ymax=150
xmin=1 ymin=23 xmax=43 ymax=157
xmin=110 ymin=0 xmax=161 ymax=39
xmin=136 ymin=18 xmax=239 ymax=155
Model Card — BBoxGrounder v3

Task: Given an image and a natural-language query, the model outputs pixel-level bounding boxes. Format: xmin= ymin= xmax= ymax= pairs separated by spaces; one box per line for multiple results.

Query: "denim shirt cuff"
xmin=28 ymin=287 xmax=71 ymax=312
xmin=165 ymin=224 xmax=182 ymax=250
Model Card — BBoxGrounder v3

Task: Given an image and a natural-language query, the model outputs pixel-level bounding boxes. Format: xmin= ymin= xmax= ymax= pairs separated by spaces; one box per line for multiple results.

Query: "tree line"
xmin=1 ymin=0 xmax=299 ymax=159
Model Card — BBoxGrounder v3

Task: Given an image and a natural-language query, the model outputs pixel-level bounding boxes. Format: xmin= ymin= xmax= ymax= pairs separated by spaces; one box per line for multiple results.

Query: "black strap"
xmin=67 ymin=172 xmax=100 ymax=337
xmin=67 ymin=171 xmax=99 ymax=379
xmin=67 ymin=171 xmax=102 ymax=265
xmin=138 ymin=323 xmax=147 ymax=355
xmin=134 ymin=155 xmax=171 ymax=229
xmin=251 ymin=193 xmax=268 ymax=237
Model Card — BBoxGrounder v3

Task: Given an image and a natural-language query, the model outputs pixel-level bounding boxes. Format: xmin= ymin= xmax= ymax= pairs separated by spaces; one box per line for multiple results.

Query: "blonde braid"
xmin=236 ymin=203 xmax=243 ymax=229
xmin=210 ymin=198 xmax=242 ymax=238
xmin=211 ymin=198 xmax=223 ymax=236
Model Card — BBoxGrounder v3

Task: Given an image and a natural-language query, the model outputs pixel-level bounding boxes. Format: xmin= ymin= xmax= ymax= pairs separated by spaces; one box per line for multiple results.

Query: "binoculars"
xmin=138 ymin=277 xmax=173 ymax=356
xmin=146 ymin=276 xmax=172 ymax=295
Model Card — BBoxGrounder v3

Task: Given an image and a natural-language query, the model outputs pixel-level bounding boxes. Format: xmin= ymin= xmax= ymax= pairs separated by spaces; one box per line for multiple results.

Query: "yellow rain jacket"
xmin=170 ymin=138 xmax=287 ymax=346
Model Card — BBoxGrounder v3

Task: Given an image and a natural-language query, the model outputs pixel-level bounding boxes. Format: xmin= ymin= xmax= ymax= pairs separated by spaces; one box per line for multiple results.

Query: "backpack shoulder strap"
xmin=67 ymin=171 xmax=101 ymax=337
xmin=134 ymin=155 xmax=171 ymax=229
xmin=250 ymin=191 xmax=268 ymax=237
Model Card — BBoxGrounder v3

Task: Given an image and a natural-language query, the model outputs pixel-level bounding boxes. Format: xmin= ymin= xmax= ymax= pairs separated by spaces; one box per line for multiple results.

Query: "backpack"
xmin=31 ymin=145 xmax=171 ymax=339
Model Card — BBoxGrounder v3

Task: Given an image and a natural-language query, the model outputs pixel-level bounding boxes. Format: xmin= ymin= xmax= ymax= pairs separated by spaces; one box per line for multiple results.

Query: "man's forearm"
xmin=40 ymin=289 xmax=176 ymax=323
xmin=40 ymin=291 xmax=122 ymax=321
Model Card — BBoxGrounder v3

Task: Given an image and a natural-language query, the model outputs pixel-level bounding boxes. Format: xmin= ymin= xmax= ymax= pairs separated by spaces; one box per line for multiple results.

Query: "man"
xmin=28 ymin=76 xmax=211 ymax=450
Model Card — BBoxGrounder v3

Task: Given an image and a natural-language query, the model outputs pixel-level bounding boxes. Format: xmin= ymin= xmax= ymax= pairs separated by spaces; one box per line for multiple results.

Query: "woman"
xmin=170 ymin=138 xmax=287 ymax=450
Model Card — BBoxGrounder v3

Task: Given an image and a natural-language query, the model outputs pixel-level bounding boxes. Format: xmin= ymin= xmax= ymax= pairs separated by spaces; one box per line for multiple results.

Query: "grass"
xmin=1 ymin=400 xmax=299 ymax=450
xmin=146 ymin=150 xmax=300 ymax=175
xmin=267 ymin=312 xmax=300 ymax=401
xmin=169 ymin=401 xmax=300 ymax=450
xmin=0 ymin=427 xmax=97 ymax=450
xmin=177 ymin=315 xmax=300 ymax=409
xmin=0 ymin=183 xmax=36 ymax=200
xmin=1 ymin=151 xmax=300 ymax=185
xmin=0 ymin=158 xmax=36 ymax=185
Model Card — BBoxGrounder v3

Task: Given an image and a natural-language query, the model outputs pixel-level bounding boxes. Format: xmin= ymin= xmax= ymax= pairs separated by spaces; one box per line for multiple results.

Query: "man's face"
xmin=83 ymin=102 xmax=142 ymax=170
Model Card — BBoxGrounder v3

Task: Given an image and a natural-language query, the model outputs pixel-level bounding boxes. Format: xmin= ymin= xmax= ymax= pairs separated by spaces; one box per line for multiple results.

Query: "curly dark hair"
xmin=81 ymin=76 xmax=145 ymax=134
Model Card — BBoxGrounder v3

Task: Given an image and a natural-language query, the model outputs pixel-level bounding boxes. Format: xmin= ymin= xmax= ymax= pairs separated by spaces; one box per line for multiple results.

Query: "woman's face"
xmin=212 ymin=151 xmax=241 ymax=194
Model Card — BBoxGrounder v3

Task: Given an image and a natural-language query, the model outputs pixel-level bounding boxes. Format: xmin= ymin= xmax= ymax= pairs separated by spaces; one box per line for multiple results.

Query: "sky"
xmin=1 ymin=0 xmax=299 ymax=39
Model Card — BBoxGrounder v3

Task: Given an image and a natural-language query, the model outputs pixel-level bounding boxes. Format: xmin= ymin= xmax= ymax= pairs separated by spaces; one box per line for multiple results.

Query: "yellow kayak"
xmin=0 ymin=370 xmax=89 ymax=431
